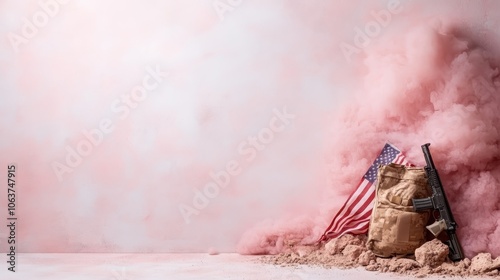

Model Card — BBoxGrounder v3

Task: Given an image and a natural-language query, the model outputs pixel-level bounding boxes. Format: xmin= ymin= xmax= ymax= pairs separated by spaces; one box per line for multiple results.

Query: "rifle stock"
xmin=447 ymin=231 xmax=464 ymax=262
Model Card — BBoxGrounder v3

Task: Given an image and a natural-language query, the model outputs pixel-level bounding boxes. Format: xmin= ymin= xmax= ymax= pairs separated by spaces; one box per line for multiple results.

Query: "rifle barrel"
xmin=421 ymin=143 xmax=435 ymax=167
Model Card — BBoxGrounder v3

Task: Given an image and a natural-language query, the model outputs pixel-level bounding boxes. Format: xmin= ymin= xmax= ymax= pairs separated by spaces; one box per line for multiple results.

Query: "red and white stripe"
xmin=319 ymin=145 xmax=409 ymax=242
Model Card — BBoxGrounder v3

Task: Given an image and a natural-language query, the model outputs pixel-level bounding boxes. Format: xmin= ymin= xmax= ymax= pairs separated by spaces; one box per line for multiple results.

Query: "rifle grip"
xmin=412 ymin=197 xmax=434 ymax=212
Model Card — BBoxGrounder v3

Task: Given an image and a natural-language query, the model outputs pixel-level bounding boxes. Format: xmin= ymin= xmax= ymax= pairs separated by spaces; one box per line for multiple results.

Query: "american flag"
xmin=319 ymin=143 xmax=408 ymax=242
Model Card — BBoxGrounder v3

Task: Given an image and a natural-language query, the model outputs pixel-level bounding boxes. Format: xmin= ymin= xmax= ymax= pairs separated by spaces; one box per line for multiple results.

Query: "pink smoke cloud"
xmin=238 ymin=22 xmax=500 ymax=258
xmin=0 ymin=0 xmax=499 ymax=259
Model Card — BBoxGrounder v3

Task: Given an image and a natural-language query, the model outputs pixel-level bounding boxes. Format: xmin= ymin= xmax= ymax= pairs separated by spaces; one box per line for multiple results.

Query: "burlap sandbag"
xmin=366 ymin=163 xmax=432 ymax=257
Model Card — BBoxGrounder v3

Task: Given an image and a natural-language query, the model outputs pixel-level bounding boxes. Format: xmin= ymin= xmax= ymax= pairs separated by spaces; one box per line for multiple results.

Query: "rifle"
xmin=412 ymin=143 xmax=464 ymax=262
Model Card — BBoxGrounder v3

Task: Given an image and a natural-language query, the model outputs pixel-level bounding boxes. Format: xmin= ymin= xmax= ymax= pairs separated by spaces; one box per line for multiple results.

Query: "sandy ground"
xmin=0 ymin=253 xmax=494 ymax=280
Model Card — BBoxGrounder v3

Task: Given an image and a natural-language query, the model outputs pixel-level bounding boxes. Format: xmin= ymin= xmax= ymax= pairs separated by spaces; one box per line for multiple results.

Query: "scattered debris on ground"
xmin=260 ymin=234 xmax=500 ymax=278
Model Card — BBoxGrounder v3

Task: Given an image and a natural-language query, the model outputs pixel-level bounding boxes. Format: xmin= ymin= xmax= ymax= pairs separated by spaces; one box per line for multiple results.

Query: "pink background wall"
xmin=1 ymin=0 xmax=500 ymax=255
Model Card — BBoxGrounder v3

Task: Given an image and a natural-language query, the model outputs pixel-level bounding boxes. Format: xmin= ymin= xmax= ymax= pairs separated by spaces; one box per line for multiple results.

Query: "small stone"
xmin=491 ymin=256 xmax=500 ymax=270
xmin=324 ymin=234 xmax=364 ymax=255
xmin=415 ymin=239 xmax=449 ymax=267
xmin=342 ymin=245 xmax=366 ymax=261
xmin=358 ymin=250 xmax=376 ymax=266
xmin=463 ymin=258 xmax=471 ymax=268
xmin=470 ymin=253 xmax=494 ymax=274
xmin=365 ymin=263 xmax=379 ymax=271
xmin=295 ymin=245 xmax=316 ymax=257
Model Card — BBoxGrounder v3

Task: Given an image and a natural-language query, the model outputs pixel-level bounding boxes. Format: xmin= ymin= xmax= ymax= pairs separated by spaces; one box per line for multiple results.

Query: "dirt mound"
xmin=261 ymin=234 xmax=500 ymax=278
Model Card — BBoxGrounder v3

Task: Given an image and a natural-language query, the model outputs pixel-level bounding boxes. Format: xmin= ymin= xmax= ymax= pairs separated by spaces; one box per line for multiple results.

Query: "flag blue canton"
xmin=363 ymin=143 xmax=401 ymax=183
